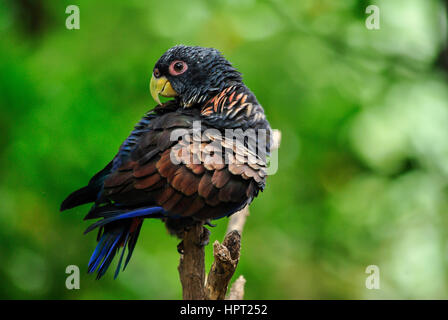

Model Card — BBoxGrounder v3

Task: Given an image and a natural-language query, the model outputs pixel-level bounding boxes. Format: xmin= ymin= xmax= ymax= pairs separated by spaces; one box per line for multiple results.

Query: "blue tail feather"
xmin=114 ymin=233 xmax=130 ymax=279
xmin=84 ymin=206 xmax=165 ymax=235
xmin=96 ymin=236 xmax=122 ymax=279
xmin=88 ymin=235 xmax=106 ymax=268
xmin=88 ymin=234 xmax=118 ymax=274
xmin=86 ymin=206 xmax=166 ymax=279
xmin=124 ymin=221 xmax=142 ymax=271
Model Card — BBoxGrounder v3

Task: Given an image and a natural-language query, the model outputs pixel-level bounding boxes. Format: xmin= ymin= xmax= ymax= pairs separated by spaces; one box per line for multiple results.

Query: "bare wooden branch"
xmin=226 ymin=206 xmax=250 ymax=235
xmin=205 ymin=230 xmax=241 ymax=300
xmin=227 ymin=275 xmax=247 ymax=300
xmin=177 ymin=223 xmax=207 ymax=300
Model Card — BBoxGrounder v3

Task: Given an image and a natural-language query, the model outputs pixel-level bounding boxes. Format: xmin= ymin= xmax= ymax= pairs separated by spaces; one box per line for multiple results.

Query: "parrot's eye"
xmin=169 ymin=60 xmax=187 ymax=76
xmin=153 ymin=68 xmax=161 ymax=78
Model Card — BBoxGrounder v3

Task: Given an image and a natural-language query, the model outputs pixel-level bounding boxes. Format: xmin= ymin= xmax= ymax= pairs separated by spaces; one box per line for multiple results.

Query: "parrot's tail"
xmin=85 ymin=206 xmax=165 ymax=279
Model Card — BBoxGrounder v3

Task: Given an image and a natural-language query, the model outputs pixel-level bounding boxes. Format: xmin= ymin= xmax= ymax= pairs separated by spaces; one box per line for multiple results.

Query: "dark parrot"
xmin=60 ymin=45 xmax=272 ymax=279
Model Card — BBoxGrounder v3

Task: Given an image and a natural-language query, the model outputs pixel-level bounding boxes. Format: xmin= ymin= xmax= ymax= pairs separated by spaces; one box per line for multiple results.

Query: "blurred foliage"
xmin=0 ymin=0 xmax=448 ymax=299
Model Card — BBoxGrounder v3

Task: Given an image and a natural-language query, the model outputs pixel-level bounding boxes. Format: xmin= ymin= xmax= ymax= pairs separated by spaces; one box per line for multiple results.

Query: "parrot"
xmin=60 ymin=45 xmax=272 ymax=279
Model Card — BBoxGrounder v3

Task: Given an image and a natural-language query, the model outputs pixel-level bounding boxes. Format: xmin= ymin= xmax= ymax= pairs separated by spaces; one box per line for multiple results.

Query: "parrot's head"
xmin=150 ymin=45 xmax=242 ymax=107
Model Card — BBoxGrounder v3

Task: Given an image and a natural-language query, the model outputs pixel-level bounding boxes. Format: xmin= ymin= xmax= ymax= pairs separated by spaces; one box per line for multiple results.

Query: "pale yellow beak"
xmin=150 ymin=75 xmax=178 ymax=105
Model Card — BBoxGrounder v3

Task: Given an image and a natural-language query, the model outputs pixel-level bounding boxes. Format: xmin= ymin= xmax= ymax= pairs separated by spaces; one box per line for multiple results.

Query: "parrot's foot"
xmin=204 ymin=219 xmax=216 ymax=228
xmin=177 ymin=240 xmax=184 ymax=254
xmin=177 ymin=225 xmax=210 ymax=254
xmin=197 ymin=226 xmax=210 ymax=247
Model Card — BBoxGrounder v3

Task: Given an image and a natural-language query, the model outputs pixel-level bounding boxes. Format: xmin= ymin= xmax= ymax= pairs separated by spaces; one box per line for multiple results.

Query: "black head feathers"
xmin=153 ymin=45 xmax=243 ymax=107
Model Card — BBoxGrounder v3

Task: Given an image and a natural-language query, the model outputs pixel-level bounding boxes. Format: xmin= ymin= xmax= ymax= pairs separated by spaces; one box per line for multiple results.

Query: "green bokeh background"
xmin=1 ymin=0 xmax=448 ymax=299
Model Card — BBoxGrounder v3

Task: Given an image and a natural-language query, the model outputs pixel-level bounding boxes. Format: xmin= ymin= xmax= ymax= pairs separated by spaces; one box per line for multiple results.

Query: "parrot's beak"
xmin=150 ymin=75 xmax=178 ymax=105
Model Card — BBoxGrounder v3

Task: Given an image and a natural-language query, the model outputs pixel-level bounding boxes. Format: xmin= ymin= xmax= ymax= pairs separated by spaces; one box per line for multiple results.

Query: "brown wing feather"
xmin=100 ymin=106 xmax=267 ymax=220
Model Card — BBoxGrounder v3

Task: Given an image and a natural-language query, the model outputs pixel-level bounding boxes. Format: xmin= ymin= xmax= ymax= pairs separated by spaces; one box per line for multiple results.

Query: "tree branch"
xmin=226 ymin=206 xmax=250 ymax=235
xmin=205 ymin=230 xmax=241 ymax=300
xmin=227 ymin=275 xmax=246 ymax=300
xmin=177 ymin=223 xmax=207 ymax=300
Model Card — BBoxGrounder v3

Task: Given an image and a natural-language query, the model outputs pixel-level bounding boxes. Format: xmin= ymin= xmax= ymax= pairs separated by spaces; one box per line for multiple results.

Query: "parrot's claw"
xmin=197 ymin=226 xmax=210 ymax=247
xmin=204 ymin=219 xmax=216 ymax=228
xmin=177 ymin=240 xmax=184 ymax=254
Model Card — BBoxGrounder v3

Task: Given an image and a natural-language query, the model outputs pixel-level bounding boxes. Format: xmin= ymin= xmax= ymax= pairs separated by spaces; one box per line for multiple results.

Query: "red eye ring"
xmin=169 ymin=60 xmax=188 ymax=76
